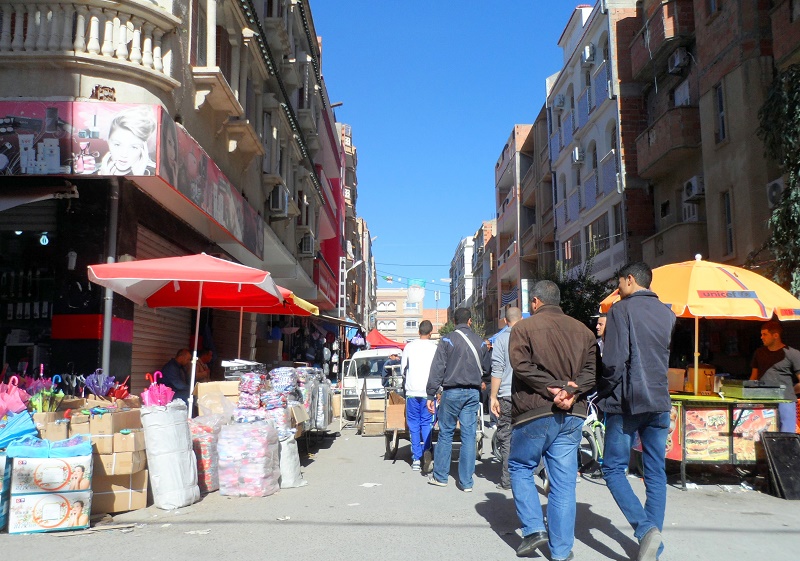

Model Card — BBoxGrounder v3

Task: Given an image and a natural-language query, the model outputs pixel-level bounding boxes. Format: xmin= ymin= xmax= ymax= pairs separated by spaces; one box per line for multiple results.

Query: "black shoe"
xmin=496 ymin=483 xmax=512 ymax=490
xmin=516 ymin=531 xmax=548 ymax=557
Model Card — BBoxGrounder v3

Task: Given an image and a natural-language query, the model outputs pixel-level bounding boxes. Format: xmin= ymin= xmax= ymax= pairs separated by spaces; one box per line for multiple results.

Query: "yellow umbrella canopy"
xmin=599 ymin=256 xmax=800 ymax=320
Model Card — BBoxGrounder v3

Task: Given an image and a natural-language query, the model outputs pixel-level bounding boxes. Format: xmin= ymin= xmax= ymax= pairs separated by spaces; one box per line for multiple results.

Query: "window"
xmin=793 ymin=0 xmax=800 ymax=22
xmin=612 ymin=203 xmax=624 ymax=244
xmin=405 ymin=319 xmax=418 ymax=330
xmin=404 ymin=301 xmax=419 ymax=310
xmin=723 ymin=191 xmax=734 ymax=255
xmin=562 ymin=232 xmax=582 ymax=270
xmin=584 ymin=215 xmax=610 ymax=257
xmin=714 ymin=83 xmax=726 ymax=143
xmin=707 ymin=0 xmax=721 ymax=16
xmin=191 ymin=0 xmax=207 ymax=66
xmin=660 ymin=200 xmax=671 ymax=219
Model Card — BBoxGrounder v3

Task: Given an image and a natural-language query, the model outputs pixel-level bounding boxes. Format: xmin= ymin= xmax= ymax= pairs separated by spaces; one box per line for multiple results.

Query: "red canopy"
xmin=366 ymin=329 xmax=405 ymax=350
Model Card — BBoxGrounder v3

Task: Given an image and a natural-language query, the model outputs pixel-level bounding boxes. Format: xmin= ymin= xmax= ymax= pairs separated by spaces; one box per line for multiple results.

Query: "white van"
xmin=340 ymin=347 xmax=402 ymax=419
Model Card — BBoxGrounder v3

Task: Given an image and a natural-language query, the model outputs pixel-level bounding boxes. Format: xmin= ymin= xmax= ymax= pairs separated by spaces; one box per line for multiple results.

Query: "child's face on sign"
xmin=108 ymin=128 xmax=145 ymax=173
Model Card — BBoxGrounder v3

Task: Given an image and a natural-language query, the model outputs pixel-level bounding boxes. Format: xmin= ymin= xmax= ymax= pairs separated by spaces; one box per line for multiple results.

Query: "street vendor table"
xmin=665 ymin=394 xmax=789 ymax=489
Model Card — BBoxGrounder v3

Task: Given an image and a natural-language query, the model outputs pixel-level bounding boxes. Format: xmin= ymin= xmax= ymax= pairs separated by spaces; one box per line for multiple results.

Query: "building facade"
xmin=376 ymin=288 xmax=423 ymax=343
xmin=0 ymin=0 xmax=355 ymax=392
xmin=471 ymin=220 xmax=496 ymax=333
xmin=448 ymin=236 xmax=475 ymax=320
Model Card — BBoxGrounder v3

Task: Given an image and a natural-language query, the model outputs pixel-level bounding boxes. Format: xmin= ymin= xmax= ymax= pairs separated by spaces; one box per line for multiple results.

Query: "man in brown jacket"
xmin=508 ymin=280 xmax=597 ymax=560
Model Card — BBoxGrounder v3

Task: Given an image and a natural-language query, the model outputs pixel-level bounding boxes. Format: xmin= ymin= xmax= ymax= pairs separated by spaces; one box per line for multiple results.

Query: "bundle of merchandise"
xmin=311 ymin=368 xmax=333 ymax=431
xmin=237 ymin=372 xmax=265 ymax=410
xmin=217 ymin=422 xmax=280 ymax=497
xmin=295 ymin=367 xmax=318 ymax=430
xmin=92 ymin=428 xmax=148 ymax=514
xmin=140 ymin=401 xmax=200 ymax=509
xmin=266 ymin=367 xmax=302 ymax=439
xmin=188 ymin=415 xmax=225 ymax=494
xmin=4 ymin=435 xmax=93 ymax=534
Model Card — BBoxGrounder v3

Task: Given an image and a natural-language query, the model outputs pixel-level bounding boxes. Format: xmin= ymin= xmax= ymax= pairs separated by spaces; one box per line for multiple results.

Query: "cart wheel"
xmin=476 ymin=434 xmax=483 ymax=460
xmin=385 ymin=430 xmax=399 ymax=459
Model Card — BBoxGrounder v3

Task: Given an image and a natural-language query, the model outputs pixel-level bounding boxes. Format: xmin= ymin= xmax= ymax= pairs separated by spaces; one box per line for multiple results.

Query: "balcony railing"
xmin=562 ymin=111 xmax=574 ymax=147
xmin=567 ymin=190 xmax=580 ymax=222
xmin=592 ymin=62 xmax=610 ymax=107
xmin=630 ymin=0 xmax=695 ymax=82
xmin=600 ymin=150 xmax=618 ymax=198
xmin=577 ymin=89 xmax=589 ymax=130
xmin=549 ymin=129 xmax=561 ymax=162
xmin=584 ymin=172 xmax=598 ymax=211
xmin=636 ymin=105 xmax=701 ymax=179
xmin=0 ymin=1 xmax=181 ymax=92
xmin=555 ymin=201 xmax=566 ymax=229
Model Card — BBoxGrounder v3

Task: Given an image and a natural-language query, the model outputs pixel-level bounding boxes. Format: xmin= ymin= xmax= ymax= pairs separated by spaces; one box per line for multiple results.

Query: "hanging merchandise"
xmin=140 ymin=401 xmax=200 ymax=509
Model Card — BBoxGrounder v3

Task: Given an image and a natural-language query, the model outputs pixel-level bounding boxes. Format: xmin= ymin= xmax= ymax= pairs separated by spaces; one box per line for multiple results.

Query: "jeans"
xmin=602 ymin=412 xmax=670 ymax=545
xmin=778 ymin=401 xmax=797 ymax=433
xmin=496 ymin=396 xmax=513 ymax=487
xmin=509 ymin=413 xmax=583 ymax=560
xmin=406 ymin=397 xmax=433 ymax=461
xmin=432 ymin=388 xmax=480 ymax=488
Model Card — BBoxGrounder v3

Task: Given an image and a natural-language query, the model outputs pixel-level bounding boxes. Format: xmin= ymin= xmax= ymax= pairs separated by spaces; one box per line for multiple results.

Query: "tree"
xmin=438 ymin=321 xmax=455 ymax=336
xmin=537 ymin=260 xmax=613 ymax=326
xmin=756 ymin=64 xmax=800 ymax=295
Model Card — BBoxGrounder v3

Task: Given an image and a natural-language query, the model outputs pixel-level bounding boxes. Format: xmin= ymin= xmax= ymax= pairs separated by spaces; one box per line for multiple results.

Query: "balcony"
xmin=592 ymin=62 xmax=610 ymax=108
xmin=0 ymin=1 xmax=180 ymax=92
xmin=263 ymin=16 xmax=291 ymax=58
xmin=549 ymin=129 xmax=561 ymax=163
xmin=497 ymin=239 xmax=518 ymax=276
xmin=599 ymin=150 xmax=619 ymax=199
xmin=555 ymin=201 xmax=566 ymax=230
xmin=297 ymin=108 xmax=318 ymax=135
xmin=280 ymin=58 xmax=301 ymax=89
xmin=497 ymin=192 xmax=517 ymax=235
xmin=562 ymin=111 xmax=574 ymax=147
xmin=642 ymin=221 xmax=708 ymax=268
xmin=576 ymin=89 xmax=589 ymax=131
xmin=636 ymin=106 xmax=701 ymax=179
xmin=630 ymin=0 xmax=696 ymax=82
xmin=521 ymin=164 xmax=537 ymax=206
xmin=520 ymin=224 xmax=538 ymax=263
xmin=224 ymin=118 xmax=265 ymax=162
xmin=583 ymin=172 xmax=598 ymax=212
xmin=193 ymin=67 xmax=244 ymax=116
xmin=567 ymin=190 xmax=580 ymax=223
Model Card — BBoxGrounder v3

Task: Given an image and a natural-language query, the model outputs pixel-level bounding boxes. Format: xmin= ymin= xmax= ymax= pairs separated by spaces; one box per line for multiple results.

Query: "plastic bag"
xmin=198 ymin=391 xmax=236 ymax=419
xmin=189 ymin=415 xmax=224 ymax=493
xmin=218 ymin=422 xmax=280 ymax=497
xmin=279 ymin=437 xmax=307 ymax=489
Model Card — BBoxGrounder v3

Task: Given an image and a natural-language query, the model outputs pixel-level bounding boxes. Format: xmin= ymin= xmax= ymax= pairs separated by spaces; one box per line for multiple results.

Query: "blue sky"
xmin=310 ymin=2 xmax=574 ymax=311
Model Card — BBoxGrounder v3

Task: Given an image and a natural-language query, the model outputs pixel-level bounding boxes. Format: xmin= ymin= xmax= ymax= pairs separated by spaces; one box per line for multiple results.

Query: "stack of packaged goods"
xmin=217 ymin=422 xmax=280 ymax=497
xmin=188 ymin=415 xmax=224 ymax=494
xmin=92 ymin=428 xmax=149 ymax=514
xmin=310 ymin=368 xmax=333 ymax=431
xmin=236 ymin=372 xmax=264 ymax=410
xmin=5 ymin=435 xmax=93 ymax=534
xmin=296 ymin=367 xmax=317 ymax=432
xmin=140 ymin=400 xmax=200 ymax=510
xmin=266 ymin=367 xmax=298 ymax=440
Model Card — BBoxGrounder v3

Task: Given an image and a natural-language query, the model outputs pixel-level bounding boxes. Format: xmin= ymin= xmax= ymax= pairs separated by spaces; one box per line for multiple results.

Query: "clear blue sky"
xmin=310 ymin=2 xmax=574 ymax=311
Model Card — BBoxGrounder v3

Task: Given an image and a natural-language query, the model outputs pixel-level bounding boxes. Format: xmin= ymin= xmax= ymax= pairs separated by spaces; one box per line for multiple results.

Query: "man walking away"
xmin=599 ymin=262 xmax=676 ymax=561
xmin=401 ymin=320 xmax=438 ymax=473
xmin=426 ymin=307 xmax=488 ymax=491
xmin=490 ymin=306 xmax=522 ymax=490
xmin=508 ymin=281 xmax=596 ymax=560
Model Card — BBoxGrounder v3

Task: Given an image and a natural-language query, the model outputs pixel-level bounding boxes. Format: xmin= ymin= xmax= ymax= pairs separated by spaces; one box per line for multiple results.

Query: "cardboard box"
xmin=69 ymin=416 xmax=91 ymax=438
xmin=91 ymin=470 xmax=148 ymax=514
xmin=58 ymin=397 xmax=87 ymax=411
xmin=86 ymin=395 xmax=142 ymax=409
xmin=7 ymin=490 xmax=92 ymax=534
xmin=32 ymin=411 xmax=60 ymax=432
xmin=363 ymin=397 xmax=385 ymax=412
xmin=42 ymin=421 xmax=69 ymax=442
xmin=195 ymin=381 xmax=240 ymax=406
xmin=332 ymin=393 xmax=342 ymax=418
xmin=10 ymin=456 xmax=93 ymax=494
xmin=89 ymin=409 xmax=142 ymax=436
xmin=113 ymin=429 xmax=146 ymax=453
xmin=361 ymin=421 xmax=384 ymax=436
xmin=291 ymin=404 xmax=310 ymax=425
xmin=363 ymin=410 xmax=385 ymax=424
xmin=667 ymin=368 xmax=686 ymax=392
xmin=93 ymin=451 xmax=147 ymax=477
xmin=91 ymin=434 xmax=115 ymax=455
xmin=386 ymin=392 xmax=407 ymax=431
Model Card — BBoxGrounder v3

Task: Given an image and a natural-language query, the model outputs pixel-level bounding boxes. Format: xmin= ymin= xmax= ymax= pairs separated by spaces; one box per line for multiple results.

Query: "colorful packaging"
xmin=8 ymin=490 xmax=92 ymax=534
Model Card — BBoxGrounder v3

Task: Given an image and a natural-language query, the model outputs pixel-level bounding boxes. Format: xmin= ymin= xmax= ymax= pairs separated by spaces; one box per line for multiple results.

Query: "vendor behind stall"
xmin=750 ymin=321 xmax=800 ymax=432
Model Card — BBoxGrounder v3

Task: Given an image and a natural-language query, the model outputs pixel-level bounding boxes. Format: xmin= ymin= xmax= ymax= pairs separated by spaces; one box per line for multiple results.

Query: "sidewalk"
xmin=4 ymin=425 xmax=799 ymax=560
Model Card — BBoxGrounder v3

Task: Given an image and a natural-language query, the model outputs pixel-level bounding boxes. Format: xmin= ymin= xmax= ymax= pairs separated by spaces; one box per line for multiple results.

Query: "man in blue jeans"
xmin=598 ymin=262 xmax=676 ymax=561
xmin=508 ymin=280 xmax=597 ymax=560
xmin=401 ymin=320 xmax=438 ymax=473
xmin=426 ymin=307 xmax=488 ymax=491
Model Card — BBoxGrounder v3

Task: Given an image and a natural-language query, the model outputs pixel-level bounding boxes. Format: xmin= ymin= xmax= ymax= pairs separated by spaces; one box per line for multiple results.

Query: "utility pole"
xmin=434 ymin=290 xmax=440 ymax=332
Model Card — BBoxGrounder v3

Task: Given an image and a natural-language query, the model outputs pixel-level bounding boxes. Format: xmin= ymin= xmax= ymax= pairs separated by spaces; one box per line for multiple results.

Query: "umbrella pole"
xmin=238 ymin=307 xmax=243 ymax=359
xmin=187 ymin=281 xmax=202 ymax=419
xmin=693 ymin=315 xmax=700 ymax=396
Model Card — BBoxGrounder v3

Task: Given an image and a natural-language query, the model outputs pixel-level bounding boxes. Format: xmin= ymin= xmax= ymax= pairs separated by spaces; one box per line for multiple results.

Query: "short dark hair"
xmin=532 ymin=280 xmax=560 ymax=306
xmin=418 ymin=320 xmax=433 ymax=336
xmin=453 ymin=307 xmax=471 ymax=324
xmin=762 ymin=320 xmax=783 ymax=335
xmin=618 ymin=262 xmax=653 ymax=289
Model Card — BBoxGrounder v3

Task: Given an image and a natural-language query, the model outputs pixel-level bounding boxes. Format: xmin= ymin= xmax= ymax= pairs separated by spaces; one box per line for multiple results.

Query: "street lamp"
xmin=339 ymin=257 xmax=364 ymax=319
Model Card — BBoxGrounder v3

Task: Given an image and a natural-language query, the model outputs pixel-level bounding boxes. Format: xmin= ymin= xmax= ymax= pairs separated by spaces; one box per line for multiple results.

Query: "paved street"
xmin=4 ymin=424 xmax=799 ymax=560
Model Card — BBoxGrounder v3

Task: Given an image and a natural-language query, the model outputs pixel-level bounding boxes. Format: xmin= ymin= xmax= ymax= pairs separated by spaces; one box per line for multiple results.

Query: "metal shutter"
xmin=130 ymin=226 xmax=191 ymax=396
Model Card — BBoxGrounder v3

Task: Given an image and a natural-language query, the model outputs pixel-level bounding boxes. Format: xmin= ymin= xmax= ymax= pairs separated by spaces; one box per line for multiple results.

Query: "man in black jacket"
xmin=426 ymin=307 xmax=489 ymax=491
xmin=599 ymin=262 xmax=675 ymax=561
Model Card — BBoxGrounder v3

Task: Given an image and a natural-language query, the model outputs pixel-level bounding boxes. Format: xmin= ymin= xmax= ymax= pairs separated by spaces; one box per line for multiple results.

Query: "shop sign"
xmin=314 ymin=260 xmax=338 ymax=306
xmin=732 ymin=407 xmax=778 ymax=462
xmin=684 ymin=408 xmax=730 ymax=461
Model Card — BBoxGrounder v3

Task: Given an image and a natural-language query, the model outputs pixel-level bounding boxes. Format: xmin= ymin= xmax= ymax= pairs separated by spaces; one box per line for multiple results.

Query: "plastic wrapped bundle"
xmin=238 ymin=372 xmax=264 ymax=395
xmin=217 ymin=422 xmax=280 ymax=497
xmin=141 ymin=401 xmax=200 ymax=509
xmin=188 ymin=415 xmax=224 ymax=493
xmin=295 ymin=367 xmax=316 ymax=385
xmin=260 ymin=390 xmax=287 ymax=410
xmin=304 ymin=379 xmax=319 ymax=422
xmin=265 ymin=407 xmax=293 ymax=440
xmin=269 ymin=367 xmax=298 ymax=393
xmin=232 ymin=408 xmax=268 ymax=424
xmin=314 ymin=381 xmax=332 ymax=430
xmin=237 ymin=391 xmax=261 ymax=409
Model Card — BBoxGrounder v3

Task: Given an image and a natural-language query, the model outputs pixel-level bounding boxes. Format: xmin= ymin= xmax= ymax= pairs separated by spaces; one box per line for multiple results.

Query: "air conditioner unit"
xmin=668 ymin=47 xmax=690 ymax=75
xmin=683 ymin=175 xmax=705 ymax=202
xmin=299 ymin=232 xmax=315 ymax=256
xmin=581 ymin=44 xmax=595 ymax=67
xmin=682 ymin=202 xmax=699 ymax=222
xmin=607 ymin=80 xmax=615 ymax=100
xmin=767 ymin=177 xmax=786 ymax=208
xmin=553 ymin=94 xmax=566 ymax=111
xmin=571 ymin=146 xmax=585 ymax=165
xmin=268 ymin=184 xmax=289 ymax=217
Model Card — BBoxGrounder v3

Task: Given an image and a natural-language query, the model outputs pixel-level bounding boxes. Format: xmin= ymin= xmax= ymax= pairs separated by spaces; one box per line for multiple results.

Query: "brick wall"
xmin=771 ymin=0 xmax=800 ymax=68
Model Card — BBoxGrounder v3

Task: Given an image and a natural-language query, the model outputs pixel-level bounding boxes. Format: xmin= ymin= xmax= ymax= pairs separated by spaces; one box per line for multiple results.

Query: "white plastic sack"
xmin=141 ymin=401 xmax=201 ymax=509
xmin=198 ymin=391 xmax=236 ymax=419
xmin=279 ymin=437 xmax=307 ymax=489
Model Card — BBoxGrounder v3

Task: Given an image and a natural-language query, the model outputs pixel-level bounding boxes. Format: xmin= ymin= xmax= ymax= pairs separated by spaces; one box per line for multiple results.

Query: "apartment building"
xmin=471 ymin=220 xmax=496 ymax=333
xmin=448 ymin=237 xmax=475 ymax=320
xmin=0 ymin=0 xmax=348 ymax=390
xmin=376 ymin=288 xmax=423 ymax=343
xmin=548 ymin=1 xmax=653 ymax=282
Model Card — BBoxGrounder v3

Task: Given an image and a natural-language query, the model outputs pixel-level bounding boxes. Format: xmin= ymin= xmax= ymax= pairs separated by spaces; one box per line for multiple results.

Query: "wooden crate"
xmin=363 ymin=410 xmax=385 ymax=424
xmin=361 ymin=421 xmax=384 ymax=436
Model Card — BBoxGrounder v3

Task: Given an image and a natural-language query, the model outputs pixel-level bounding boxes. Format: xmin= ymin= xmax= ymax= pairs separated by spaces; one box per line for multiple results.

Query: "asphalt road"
xmin=4 ymin=423 xmax=799 ymax=560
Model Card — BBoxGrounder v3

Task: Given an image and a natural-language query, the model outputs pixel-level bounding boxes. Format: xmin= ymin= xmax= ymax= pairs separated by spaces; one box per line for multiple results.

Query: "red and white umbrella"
xmin=88 ymin=253 xmax=284 ymax=416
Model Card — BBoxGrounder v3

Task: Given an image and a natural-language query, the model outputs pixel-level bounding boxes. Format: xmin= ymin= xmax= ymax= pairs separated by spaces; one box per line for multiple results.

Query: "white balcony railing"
xmin=0 ymin=1 xmax=181 ymax=91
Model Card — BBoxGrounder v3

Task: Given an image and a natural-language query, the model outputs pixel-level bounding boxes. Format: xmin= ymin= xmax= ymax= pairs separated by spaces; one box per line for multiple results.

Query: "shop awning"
xmin=0 ymin=183 xmax=78 ymax=212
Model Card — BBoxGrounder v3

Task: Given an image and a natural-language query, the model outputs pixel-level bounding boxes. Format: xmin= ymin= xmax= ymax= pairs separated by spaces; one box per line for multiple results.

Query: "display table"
xmin=664 ymin=394 xmax=789 ymax=489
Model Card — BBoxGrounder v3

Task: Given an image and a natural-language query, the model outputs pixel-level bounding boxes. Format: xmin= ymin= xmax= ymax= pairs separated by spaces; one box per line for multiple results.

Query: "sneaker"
xmin=427 ymin=476 xmax=447 ymax=487
xmin=553 ymin=553 xmax=574 ymax=561
xmin=422 ymin=450 xmax=433 ymax=474
xmin=496 ymin=483 xmax=512 ymax=490
xmin=462 ymin=486 xmax=473 ymax=493
xmin=411 ymin=460 xmax=421 ymax=471
xmin=516 ymin=531 xmax=548 ymax=557
xmin=637 ymin=527 xmax=662 ymax=561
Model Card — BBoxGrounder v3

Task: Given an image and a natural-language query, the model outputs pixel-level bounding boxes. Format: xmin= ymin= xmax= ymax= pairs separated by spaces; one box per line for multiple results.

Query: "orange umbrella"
xmin=599 ymin=256 xmax=800 ymax=393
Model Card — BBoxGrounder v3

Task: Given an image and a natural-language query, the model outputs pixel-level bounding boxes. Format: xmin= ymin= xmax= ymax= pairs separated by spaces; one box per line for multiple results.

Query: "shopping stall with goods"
xmin=600 ymin=257 xmax=800 ymax=489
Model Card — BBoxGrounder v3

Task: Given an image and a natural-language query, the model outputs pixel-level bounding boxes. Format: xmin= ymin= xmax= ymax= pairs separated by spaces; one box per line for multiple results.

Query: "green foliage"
xmin=538 ymin=261 xmax=613 ymax=326
xmin=757 ymin=64 xmax=800 ymax=295
xmin=438 ymin=321 xmax=455 ymax=336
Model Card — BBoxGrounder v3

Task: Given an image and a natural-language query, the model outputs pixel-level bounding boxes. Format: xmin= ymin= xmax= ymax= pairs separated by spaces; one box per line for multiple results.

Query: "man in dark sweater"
xmin=599 ymin=262 xmax=676 ymax=561
xmin=508 ymin=280 xmax=596 ymax=560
